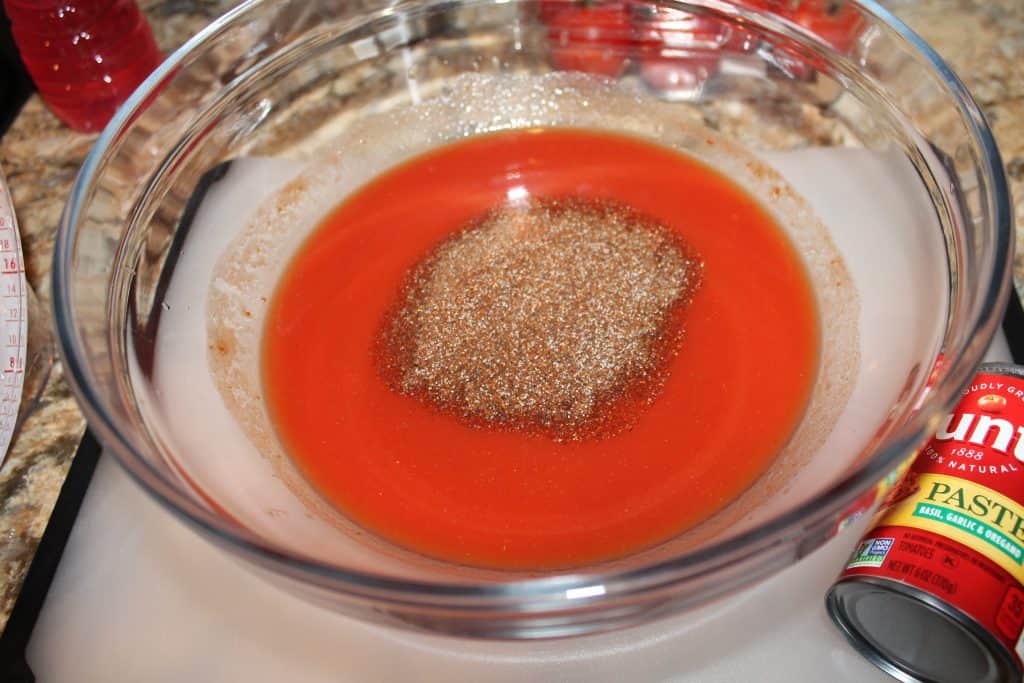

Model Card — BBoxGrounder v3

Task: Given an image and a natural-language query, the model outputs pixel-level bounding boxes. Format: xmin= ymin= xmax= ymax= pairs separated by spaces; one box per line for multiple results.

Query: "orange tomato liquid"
xmin=263 ymin=128 xmax=819 ymax=570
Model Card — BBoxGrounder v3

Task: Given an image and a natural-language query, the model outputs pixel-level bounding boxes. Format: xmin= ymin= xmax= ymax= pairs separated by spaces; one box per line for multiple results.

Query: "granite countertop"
xmin=0 ymin=0 xmax=1021 ymax=635
xmin=0 ymin=0 xmax=238 ymax=632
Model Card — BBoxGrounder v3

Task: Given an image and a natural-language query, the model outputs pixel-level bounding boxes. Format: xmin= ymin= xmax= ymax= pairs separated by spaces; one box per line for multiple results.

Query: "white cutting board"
xmin=27 ymin=325 xmax=1010 ymax=683
xmin=25 ymin=139 xmax=1014 ymax=681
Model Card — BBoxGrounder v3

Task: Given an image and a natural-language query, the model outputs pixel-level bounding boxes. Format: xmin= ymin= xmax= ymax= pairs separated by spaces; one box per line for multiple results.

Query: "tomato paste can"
xmin=828 ymin=363 xmax=1024 ymax=683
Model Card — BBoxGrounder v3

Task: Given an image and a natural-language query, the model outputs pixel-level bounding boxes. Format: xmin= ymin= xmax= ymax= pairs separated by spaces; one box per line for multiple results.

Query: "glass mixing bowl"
xmin=53 ymin=0 xmax=1012 ymax=639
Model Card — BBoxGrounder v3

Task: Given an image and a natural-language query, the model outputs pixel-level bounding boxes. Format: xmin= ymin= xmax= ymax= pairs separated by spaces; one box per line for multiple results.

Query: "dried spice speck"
xmin=376 ymin=197 xmax=702 ymax=441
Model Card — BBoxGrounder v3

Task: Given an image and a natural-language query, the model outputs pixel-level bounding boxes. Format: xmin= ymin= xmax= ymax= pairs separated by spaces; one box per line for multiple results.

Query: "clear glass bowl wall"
xmin=53 ymin=0 xmax=1011 ymax=639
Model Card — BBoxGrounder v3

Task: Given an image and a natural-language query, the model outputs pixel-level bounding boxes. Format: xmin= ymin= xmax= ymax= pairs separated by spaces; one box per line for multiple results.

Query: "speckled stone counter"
xmin=0 ymin=0 xmax=238 ymax=632
xmin=894 ymin=0 xmax=1024 ymax=289
xmin=0 ymin=0 xmax=1020 ymax=635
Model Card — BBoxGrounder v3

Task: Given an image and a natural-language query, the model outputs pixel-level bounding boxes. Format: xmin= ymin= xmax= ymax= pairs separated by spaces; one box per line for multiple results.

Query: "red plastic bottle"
xmin=4 ymin=0 xmax=162 ymax=132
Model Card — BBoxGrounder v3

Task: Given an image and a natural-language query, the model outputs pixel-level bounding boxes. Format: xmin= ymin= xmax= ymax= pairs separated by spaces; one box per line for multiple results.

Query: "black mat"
xmin=0 ymin=4 xmax=33 ymax=139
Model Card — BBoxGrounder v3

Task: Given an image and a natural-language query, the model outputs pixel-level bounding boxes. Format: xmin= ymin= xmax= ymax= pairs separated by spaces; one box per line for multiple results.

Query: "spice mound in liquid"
xmin=237 ymin=123 xmax=845 ymax=571
xmin=376 ymin=197 xmax=702 ymax=441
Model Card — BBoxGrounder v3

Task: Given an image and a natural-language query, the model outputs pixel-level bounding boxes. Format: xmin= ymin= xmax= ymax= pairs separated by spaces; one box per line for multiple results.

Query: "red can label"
xmin=842 ymin=371 xmax=1024 ymax=664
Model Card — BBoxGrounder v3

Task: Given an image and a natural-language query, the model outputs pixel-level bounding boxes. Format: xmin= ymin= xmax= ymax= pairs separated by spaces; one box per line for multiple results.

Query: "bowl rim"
xmin=51 ymin=0 xmax=1014 ymax=607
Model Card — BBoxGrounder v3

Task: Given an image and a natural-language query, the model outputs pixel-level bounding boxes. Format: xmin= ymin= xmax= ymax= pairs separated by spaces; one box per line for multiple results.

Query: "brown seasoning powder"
xmin=376 ymin=197 xmax=702 ymax=441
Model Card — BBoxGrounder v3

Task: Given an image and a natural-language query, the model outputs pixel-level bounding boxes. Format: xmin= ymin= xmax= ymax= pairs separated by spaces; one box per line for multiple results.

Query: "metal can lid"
xmin=978 ymin=362 xmax=1024 ymax=380
xmin=827 ymin=578 xmax=1019 ymax=683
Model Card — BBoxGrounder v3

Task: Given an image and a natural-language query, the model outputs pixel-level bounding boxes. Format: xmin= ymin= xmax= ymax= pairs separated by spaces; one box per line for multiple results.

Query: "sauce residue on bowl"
xmin=261 ymin=128 xmax=819 ymax=570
